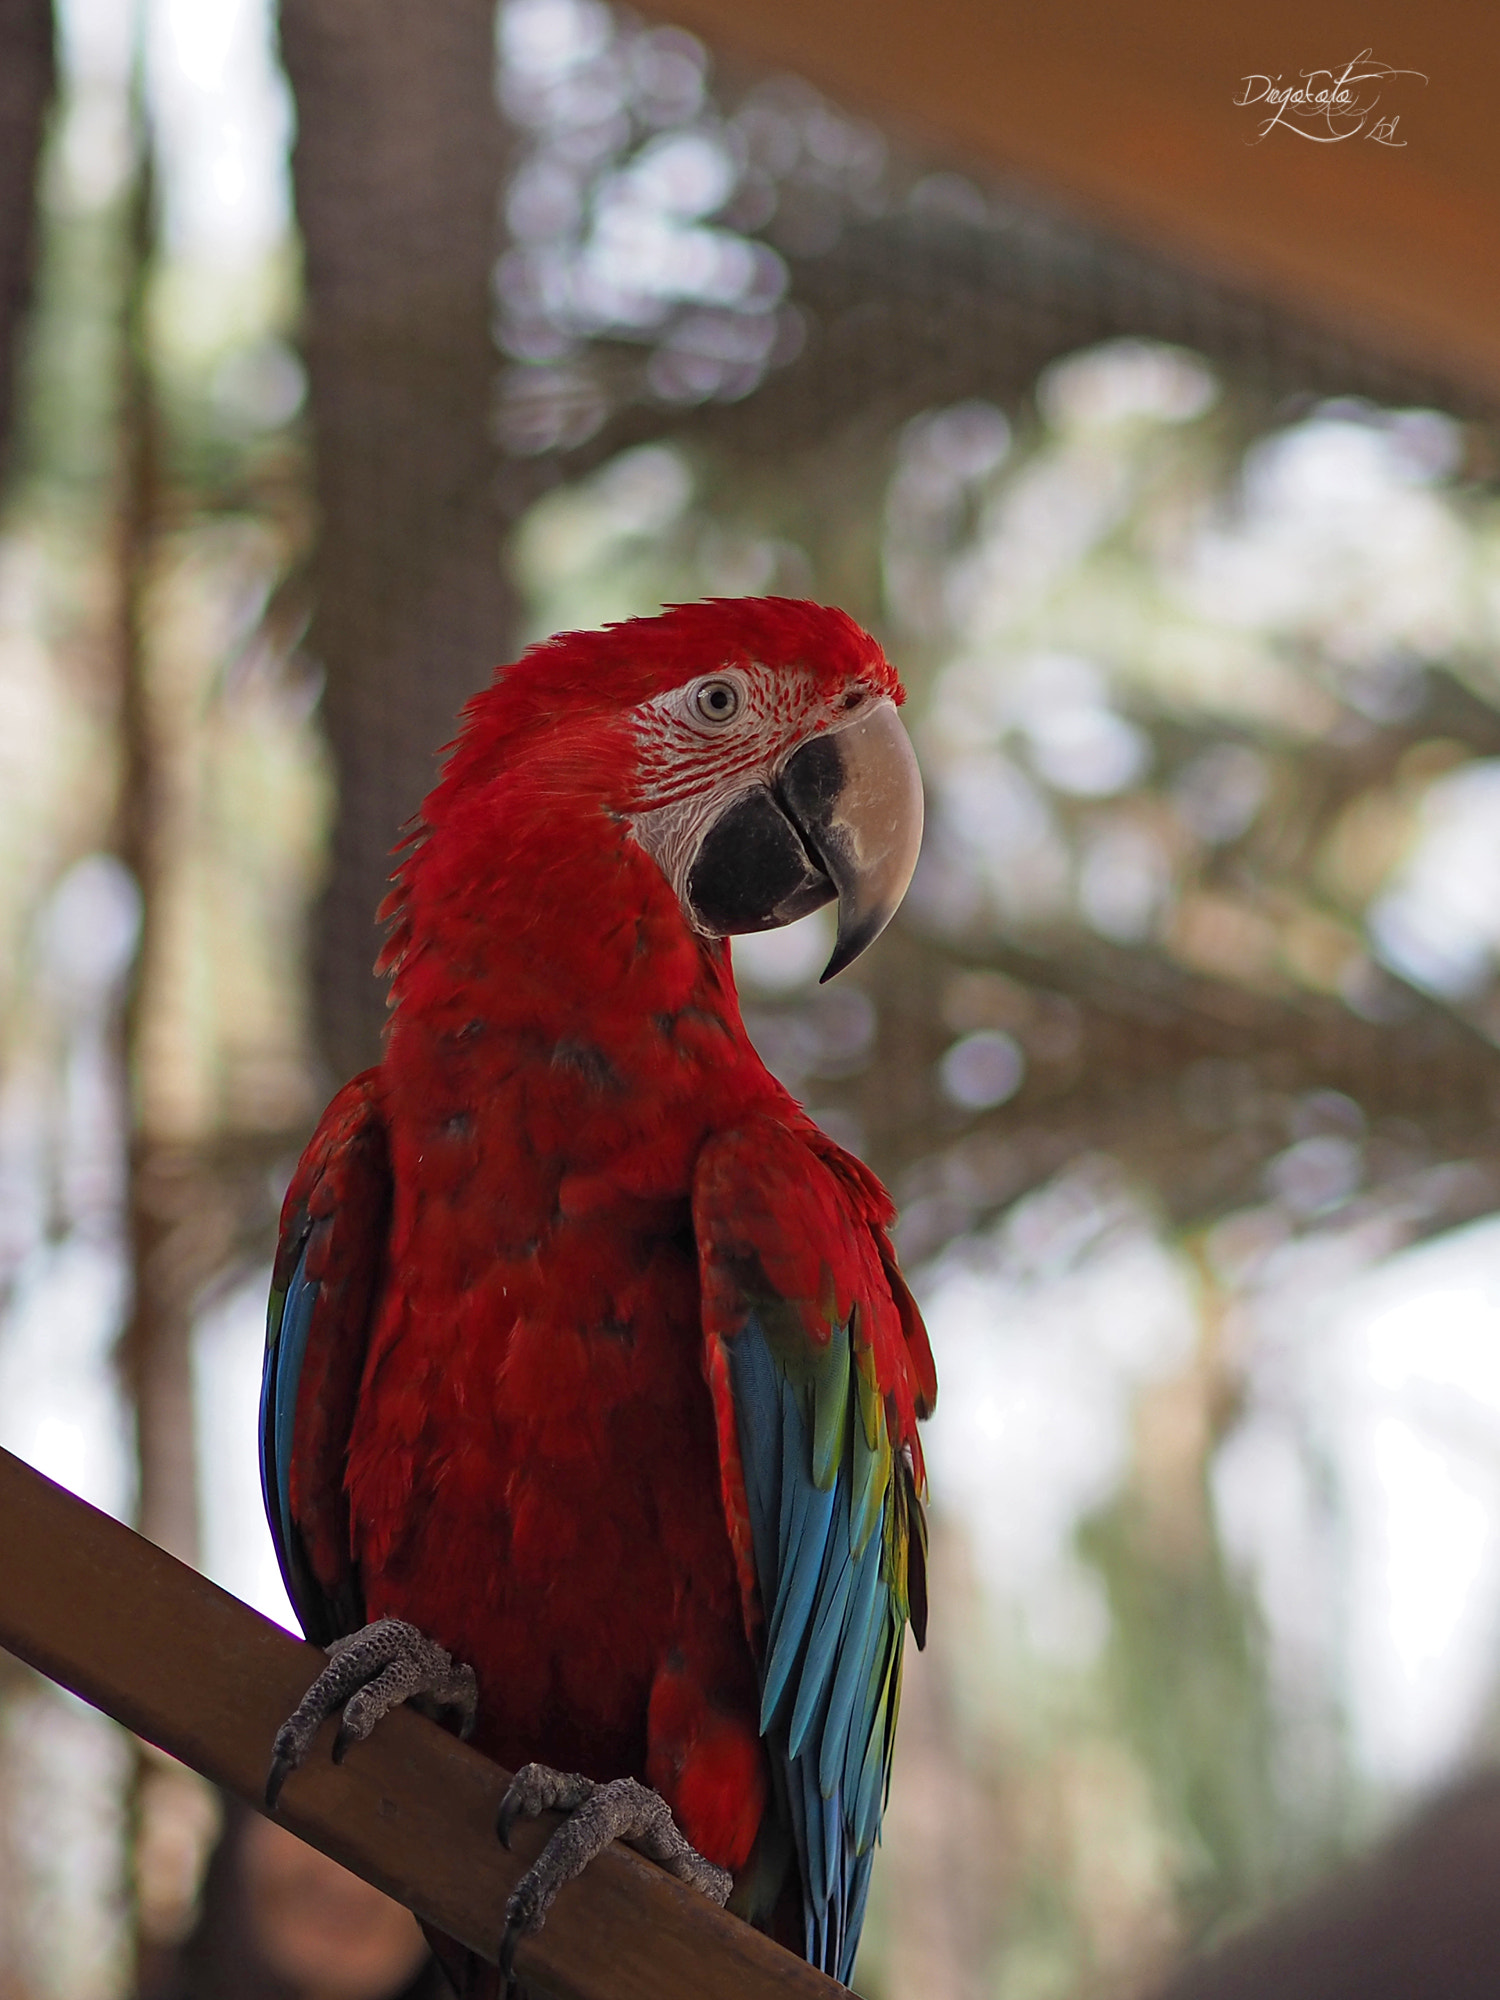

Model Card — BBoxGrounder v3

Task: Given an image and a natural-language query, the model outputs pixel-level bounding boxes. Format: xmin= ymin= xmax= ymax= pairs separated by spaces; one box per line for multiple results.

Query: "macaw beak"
xmin=686 ymin=700 xmax=925 ymax=980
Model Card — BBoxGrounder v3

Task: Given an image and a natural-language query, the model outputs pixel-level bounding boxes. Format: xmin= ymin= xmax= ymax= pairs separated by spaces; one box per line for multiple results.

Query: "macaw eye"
xmin=692 ymin=678 xmax=742 ymax=725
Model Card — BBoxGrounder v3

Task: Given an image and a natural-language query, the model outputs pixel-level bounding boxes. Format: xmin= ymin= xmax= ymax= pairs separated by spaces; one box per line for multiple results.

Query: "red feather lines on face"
xmin=631 ymin=664 xmax=830 ymax=814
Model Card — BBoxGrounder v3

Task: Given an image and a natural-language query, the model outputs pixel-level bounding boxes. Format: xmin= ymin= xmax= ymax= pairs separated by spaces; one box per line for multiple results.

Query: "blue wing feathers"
xmin=257 ymin=1295 xmax=283 ymax=1560
xmin=258 ymin=1074 xmax=389 ymax=1653
xmin=265 ymin=1241 xmax=316 ymax=1565
xmin=845 ymin=1849 xmax=876 ymax=1962
xmin=259 ymin=1231 xmax=344 ymax=1643
xmin=727 ymin=1303 xmax=915 ymax=1984
xmin=788 ymin=1513 xmax=856 ymax=1756
xmin=823 ymin=1548 xmax=887 ymax=1802
xmin=855 ymin=1679 xmax=889 ymax=1843
xmin=762 ymin=1474 xmax=839 ymax=1729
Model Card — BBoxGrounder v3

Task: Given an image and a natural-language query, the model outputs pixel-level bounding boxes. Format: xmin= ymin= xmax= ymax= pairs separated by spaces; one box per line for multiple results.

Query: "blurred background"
xmin=1 ymin=1 xmax=1500 ymax=1997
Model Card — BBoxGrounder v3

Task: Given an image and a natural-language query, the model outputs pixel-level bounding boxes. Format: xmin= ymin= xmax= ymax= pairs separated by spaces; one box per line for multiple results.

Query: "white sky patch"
xmin=194 ymin=1267 xmax=299 ymax=1633
xmin=0 ymin=1239 xmax=134 ymax=1519
xmin=1039 ymin=339 xmax=1218 ymax=434
xmin=0 ymin=858 xmax=140 ymax=1522
xmin=1329 ymin=1230 xmax=1500 ymax=1787
xmin=917 ymin=1165 xmax=1198 ymax=1667
xmin=49 ymin=0 xmax=133 ymax=209
xmin=1220 ymin=1214 xmax=1500 ymax=1794
xmin=922 ymin=1174 xmax=1500 ymax=1796
xmin=732 ymin=904 xmax=835 ymax=993
xmin=1186 ymin=417 xmax=1470 ymax=666
xmin=1367 ymin=760 xmax=1500 ymax=998
xmin=146 ymin=0 xmax=292 ymax=264
xmin=51 ymin=0 xmax=291 ymax=260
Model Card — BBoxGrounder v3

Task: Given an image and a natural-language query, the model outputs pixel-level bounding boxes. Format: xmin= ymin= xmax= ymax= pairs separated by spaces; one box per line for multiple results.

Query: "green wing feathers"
xmin=695 ymin=1113 xmax=935 ymax=1981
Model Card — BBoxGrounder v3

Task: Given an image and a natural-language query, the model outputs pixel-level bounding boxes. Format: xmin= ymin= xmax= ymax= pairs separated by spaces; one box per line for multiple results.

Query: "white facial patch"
xmin=625 ymin=661 xmax=882 ymax=933
xmin=631 ymin=787 xmax=755 ymax=933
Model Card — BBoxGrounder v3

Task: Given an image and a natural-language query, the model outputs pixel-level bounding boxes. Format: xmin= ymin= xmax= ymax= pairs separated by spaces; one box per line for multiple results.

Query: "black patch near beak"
xmin=686 ymin=786 xmax=836 ymax=937
xmin=685 ymin=701 xmax=924 ymax=979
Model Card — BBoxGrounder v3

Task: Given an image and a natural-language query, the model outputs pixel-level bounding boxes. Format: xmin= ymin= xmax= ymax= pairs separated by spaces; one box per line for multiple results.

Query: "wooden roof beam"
xmin=647 ymin=0 xmax=1500 ymax=405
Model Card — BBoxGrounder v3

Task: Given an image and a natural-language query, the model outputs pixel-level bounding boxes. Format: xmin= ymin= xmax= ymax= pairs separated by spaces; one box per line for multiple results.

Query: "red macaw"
xmin=260 ymin=597 xmax=937 ymax=1989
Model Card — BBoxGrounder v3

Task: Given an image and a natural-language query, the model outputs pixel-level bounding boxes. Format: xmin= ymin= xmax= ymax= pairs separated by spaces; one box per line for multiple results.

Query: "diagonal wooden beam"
xmin=646 ymin=0 xmax=1500 ymax=404
xmin=0 ymin=1447 xmax=837 ymax=2000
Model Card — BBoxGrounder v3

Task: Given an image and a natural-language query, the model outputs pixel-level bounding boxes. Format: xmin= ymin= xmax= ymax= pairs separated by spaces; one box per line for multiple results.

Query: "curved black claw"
xmin=266 ymin=1618 xmax=478 ymax=1811
xmin=495 ymin=1765 xmax=731 ymax=1997
xmin=265 ymin=1749 xmax=298 ymax=1813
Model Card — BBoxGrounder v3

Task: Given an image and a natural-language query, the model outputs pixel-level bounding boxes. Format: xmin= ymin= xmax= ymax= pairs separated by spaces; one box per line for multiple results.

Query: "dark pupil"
xmin=706 ymin=687 xmax=730 ymax=712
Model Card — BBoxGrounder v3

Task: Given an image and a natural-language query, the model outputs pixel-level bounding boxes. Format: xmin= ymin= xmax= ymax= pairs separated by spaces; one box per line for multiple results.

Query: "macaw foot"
xmin=496 ymin=1763 xmax=731 ymax=1990
xmin=265 ymin=1617 xmax=479 ymax=1810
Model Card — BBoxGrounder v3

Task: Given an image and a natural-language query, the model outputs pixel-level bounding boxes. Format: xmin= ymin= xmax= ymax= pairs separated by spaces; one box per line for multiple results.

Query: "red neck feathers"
xmin=372 ymin=615 xmax=814 ymax=1188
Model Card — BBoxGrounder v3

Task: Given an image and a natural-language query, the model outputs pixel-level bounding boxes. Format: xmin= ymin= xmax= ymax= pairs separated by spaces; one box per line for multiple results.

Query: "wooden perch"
xmin=0 ymin=1446 xmax=841 ymax=2000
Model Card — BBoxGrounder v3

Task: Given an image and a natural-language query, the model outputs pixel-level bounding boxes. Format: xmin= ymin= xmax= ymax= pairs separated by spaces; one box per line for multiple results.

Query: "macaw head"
xmin=422 ymin=597 xmax=924 ymax=983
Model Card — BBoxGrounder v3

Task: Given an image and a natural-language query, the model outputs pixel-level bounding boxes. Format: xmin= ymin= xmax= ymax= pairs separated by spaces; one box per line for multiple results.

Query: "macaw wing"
xmin=260 ymin=1071 xmax=391 ymax=1647
xmin=695 ymin=1115 xmax=935 ymax=1984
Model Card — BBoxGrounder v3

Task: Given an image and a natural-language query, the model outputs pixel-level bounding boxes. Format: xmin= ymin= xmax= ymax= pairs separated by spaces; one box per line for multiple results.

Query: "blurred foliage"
xmin=509 ymin=344 xmax=1500 ymax=1999
xmin=0 ymin=31 xmax=323 ymax=1999
xmin=493 ymin=0 xmax=912 ymax=449
xmin=4 ymin=3 xmax=1500 ymax=2000
xmin=0 ymin=77 xmax=324 ymax=1159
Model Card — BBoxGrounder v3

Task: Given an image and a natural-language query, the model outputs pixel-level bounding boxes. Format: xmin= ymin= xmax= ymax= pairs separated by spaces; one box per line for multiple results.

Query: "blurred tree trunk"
xmin=0 ymin=0 xmax=54 ymax=482
xmin=113 ymin=107 xmax=206 ymax=1575
xmin=278 ymin=0 xmax=518 ymax=1084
